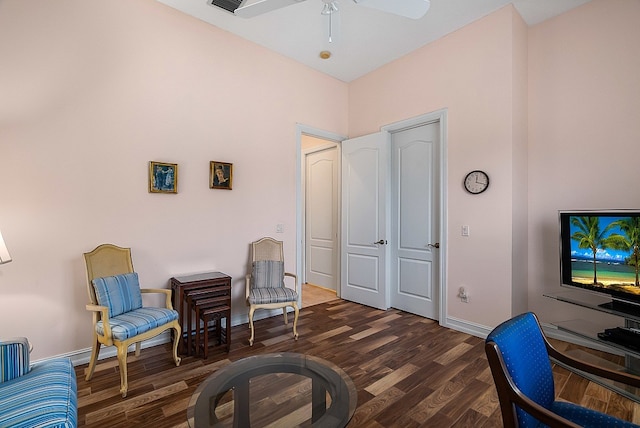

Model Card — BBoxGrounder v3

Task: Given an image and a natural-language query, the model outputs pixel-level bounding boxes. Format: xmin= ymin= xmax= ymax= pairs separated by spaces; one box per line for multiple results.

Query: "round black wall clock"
xmin=464 ymin=170 xmax=489 ymax=194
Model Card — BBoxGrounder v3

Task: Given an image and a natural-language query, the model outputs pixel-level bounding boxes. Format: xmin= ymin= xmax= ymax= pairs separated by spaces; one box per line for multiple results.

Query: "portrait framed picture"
xmin=149 ymin=161 xmax=178 ymax=194
xmin=210 ymin=161 xmax=233 ymax=190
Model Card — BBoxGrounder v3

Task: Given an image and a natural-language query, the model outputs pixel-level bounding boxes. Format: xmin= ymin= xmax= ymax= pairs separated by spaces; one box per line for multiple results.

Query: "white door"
xmin=340 ymin=132 xmax=388 ymax=310
xmin=305 ymin=147 xmax=338 ymax=290
xmin=390 ymin=123 xmax=440 ymax=319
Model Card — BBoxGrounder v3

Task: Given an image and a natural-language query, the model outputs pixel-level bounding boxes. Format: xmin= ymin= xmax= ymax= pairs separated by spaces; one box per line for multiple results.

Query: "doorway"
xmin=296 ymin=126 xmax=346 ymax=308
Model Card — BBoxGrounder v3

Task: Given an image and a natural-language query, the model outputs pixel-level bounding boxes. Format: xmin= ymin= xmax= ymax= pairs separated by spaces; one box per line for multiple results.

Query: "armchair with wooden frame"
xmin=245 ymin=237 xmax=299 ymax=346
xmin=485 ymin=312 xmax=640 ymax=428
xmin=83 ymin=244 xmax=181 ymax=398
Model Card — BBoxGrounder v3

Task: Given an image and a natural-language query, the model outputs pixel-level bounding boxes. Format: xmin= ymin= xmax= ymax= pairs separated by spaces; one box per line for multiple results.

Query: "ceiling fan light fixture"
xmin=321 ymin=1 xmax=339 ymax=15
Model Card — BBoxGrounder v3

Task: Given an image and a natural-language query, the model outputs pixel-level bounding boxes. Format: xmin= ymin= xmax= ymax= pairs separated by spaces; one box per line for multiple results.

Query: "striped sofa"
xmin=0 ymin=338 xmax=77 ymax=428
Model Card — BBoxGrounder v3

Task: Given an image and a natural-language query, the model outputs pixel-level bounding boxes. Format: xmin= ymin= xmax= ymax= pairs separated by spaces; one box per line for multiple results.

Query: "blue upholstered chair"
xmin=0 ymin=337 xmax=77 ymax=427
xmin=245 ymin=237 xmax=299 ymax=346
xmin=486 ymin=312 xmax=640 ymax=428
xmin=83 ymin=244 xmax=181 ymax=397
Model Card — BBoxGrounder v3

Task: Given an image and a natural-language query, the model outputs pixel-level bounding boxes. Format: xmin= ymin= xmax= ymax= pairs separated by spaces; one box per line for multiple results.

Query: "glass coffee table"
xmin=187 ymin=353 xmax=357 ymax=428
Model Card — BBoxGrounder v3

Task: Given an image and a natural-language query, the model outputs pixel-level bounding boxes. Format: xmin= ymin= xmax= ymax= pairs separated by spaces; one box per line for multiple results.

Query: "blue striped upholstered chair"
xmin=486 ymin=312 xmax=640 ymax=428
xmin=245 ymin=237 xmax=299 ymax=346
xmin=0 ymin=337 xmax=77 ymax=427
xmin=83 ymin=244 xmax=181 ymax=398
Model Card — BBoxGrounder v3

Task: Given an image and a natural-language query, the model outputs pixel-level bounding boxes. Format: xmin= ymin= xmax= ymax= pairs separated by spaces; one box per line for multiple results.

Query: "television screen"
xmin=560 ymin=210 xmax=640 ymax=309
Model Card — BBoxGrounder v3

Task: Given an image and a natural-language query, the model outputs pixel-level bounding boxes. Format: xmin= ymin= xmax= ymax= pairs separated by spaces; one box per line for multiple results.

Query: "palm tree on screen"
xmin=609 ymin=217 xmax=640 ymax=286
xmin=570 ymin=216 xmax=619 ymax=284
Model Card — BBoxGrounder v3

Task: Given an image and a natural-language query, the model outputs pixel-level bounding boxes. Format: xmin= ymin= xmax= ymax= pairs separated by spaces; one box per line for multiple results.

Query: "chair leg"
xmin=292 ymin=303 xmax=299 ymax=340
xmin=283 ymin=307 xmax=289 ymax=324
xmin=248 ymin=306 xmax=256 ymax=346
xmin=85 ymin=336 xmax=101 ymax=381
xmin=134 ymin=342 xmax=141 ymax=357
xmin=172 ymin=324 xmax=182 ymax=366
xmin=116 ymin=344 xmax=129 ymax=398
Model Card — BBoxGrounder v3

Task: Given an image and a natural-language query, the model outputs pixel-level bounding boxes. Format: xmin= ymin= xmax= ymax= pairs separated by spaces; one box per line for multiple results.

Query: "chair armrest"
xmin=140 ymin=288 xmax=174 ymax=310
xmin=86 ymin=304 xmax=113 ymax=344
xmin=0 ymin=337 xmax=32 ymax=382
xmin=284 ymin=272 xmax=298 ymax=292
xmin=545 ymin=339 xmax=640 ymax=388
xmin=245 ymin=274 xmax=251 ymax=300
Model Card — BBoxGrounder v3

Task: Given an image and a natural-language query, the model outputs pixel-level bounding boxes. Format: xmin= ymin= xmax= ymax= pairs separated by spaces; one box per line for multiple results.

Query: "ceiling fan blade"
xmin=353 ymin=0 xmax=430 ymax=20
xmin=235 ymin=0 xmax=309 ymax=18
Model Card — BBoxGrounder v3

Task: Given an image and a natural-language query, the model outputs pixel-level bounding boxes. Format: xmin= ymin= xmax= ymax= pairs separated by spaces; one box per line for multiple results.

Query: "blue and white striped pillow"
xmin=92 ymin=272 xmax=143 ymax=318
xmin=0 ymin=337 xmax=31 ymax=382
xmin=251 ymin=260 xmax=285 ymax=289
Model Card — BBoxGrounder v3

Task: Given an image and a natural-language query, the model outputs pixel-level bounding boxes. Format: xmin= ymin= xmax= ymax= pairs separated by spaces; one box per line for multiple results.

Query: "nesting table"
xmin=170 ymin=272 xmax=231 ymax=358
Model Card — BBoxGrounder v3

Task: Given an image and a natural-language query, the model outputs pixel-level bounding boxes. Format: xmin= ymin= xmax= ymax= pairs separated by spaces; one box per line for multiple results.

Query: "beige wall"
xmin=527 ymin=0 xmax=640 ymax=324
xmin=0 ymin=0 xmax=348 ymax=360
xmin=349 ymin=5 xmax=523 ymax=327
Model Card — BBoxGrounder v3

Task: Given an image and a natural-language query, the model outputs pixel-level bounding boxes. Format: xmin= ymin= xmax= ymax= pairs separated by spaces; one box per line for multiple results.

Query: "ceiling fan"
xmin=231 ymin=0 xmax=431 ymax=20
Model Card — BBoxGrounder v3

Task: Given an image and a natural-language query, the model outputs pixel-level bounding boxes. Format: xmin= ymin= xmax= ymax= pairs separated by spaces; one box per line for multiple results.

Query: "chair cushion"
xmin=0 ymin=337 xmax=31 ymax=382
xmin=550 ymin=400 xmax=640 ymax=428
xmin=95 ymin=307 xmax=179 ymax=341
xmin=0 ymin=357 xmax=77 ymax=428
xmin=251 ymin=260 xmax=285 ymax=289
xmin=92 ymin=273 xmax=143 ymax=318
xmin=248 ymin=287 xmax=298 ymax=305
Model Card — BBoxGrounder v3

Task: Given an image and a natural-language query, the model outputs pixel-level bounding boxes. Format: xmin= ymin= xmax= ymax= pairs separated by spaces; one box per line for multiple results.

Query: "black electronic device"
xmin=598 ymin=327 xmax=640 ymax=350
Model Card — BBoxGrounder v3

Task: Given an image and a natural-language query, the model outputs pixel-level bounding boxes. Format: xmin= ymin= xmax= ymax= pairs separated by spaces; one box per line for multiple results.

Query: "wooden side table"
xmin=170 ymin=272 xmax=231 ymax=356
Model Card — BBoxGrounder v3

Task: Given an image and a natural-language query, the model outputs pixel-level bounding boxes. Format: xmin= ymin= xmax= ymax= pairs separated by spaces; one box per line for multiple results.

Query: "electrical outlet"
xmin=276 ymin=223 xmax=284 ymax=233
xmin=458 ymin=286 xmax=469 ymax=303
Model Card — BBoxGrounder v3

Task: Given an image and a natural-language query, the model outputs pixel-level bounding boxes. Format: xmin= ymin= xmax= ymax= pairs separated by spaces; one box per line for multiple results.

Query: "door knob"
xmin=375 ymin=239 xmax=387 ymax=245
xmin=428 ymin=243 xmax=440 ymax=248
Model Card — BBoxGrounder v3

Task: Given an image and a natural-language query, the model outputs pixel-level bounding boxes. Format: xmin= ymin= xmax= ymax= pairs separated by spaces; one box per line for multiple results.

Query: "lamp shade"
xmin=0 ymin=229 xmax=12 ymax=264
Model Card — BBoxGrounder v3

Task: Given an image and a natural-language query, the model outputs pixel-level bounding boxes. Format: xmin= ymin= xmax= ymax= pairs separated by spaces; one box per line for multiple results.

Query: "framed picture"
xmin=149 ymin=161 xmax=178 ymax=194
xmin=210 ymin=161 xmax=233 ymax=190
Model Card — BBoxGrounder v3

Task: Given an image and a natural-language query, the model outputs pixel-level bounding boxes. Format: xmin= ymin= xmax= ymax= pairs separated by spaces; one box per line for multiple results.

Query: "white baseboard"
xmin=442 ymin=316 xmax=491 ymax=338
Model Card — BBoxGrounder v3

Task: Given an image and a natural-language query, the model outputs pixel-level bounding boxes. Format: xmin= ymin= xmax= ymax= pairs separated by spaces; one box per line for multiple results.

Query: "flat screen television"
xmin=560 ymin=210 xmax=640 ymax=314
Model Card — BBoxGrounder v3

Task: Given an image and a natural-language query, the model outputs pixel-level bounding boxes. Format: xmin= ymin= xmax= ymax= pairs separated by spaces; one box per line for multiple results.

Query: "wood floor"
xmin=302 ymin=282 xmax=338 ymax=307
xmin=75 ymin=300 xmax=640 ymax=427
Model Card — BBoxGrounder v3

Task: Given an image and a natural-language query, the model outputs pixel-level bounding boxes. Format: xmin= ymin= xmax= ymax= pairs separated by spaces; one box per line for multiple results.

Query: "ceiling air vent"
xmin=209 ymin=0 xmax=243 ymax=14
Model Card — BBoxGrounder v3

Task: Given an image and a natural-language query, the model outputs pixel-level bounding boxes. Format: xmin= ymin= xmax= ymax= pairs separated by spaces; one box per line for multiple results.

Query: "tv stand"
xmin=598 ymin=300 xmax=640 ymax=317
xmin=544 ymin=291 xmax=640 ymax=403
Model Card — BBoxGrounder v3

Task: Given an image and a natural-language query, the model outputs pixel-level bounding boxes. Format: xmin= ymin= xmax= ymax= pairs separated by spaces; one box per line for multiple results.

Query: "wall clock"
xmin=464 ymin=170 xmax=489 ymax=194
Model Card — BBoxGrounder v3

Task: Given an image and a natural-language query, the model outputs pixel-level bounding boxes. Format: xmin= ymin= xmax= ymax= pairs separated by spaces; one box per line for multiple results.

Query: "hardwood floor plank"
xmin=364 ymin=363 xmax=419 ymax=396
xmin=74 ymin=299 xmax=640 ymax=427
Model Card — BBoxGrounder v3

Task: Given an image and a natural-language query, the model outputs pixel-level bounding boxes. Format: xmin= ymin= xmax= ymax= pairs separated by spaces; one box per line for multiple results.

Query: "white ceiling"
xmin=156 ymin=0 xmax=592 ymax=82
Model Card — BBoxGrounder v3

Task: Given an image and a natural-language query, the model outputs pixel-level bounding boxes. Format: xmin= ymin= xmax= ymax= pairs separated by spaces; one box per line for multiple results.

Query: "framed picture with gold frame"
xmin=149 ymin=161 xmax=178 ymax=194
xmin=210 ymin=161 xmax=233 ymax=190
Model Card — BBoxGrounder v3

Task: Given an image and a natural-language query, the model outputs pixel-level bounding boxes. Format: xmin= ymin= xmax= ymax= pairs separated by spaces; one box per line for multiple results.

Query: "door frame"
xmin=381 ymin=109 xmax=448 ymax=324
xmin=295 ymin=108 xmax=447 ymax=324
xmin=296 ymin=124 xmax=346 ymax=306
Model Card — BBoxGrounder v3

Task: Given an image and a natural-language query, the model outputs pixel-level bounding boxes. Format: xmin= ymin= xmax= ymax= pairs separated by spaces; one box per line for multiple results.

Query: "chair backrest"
xmin=251 ymin=237 xmax=284 ymax=263
xmin=249 ymin=238 xmax=285 ymax=290
xmin=485 ymin=312 xmax=556 ymax=427
xmin=83 ymin=244 xmax=134 ymax=306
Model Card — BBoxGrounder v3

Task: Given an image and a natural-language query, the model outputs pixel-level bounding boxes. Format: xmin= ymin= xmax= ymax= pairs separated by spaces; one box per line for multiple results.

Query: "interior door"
xmin=390 ymin=123 xmax=440 ymax=319
xmin=340 ymin=132 xmax=388 ymax=310
xmin=305 ymin=146 xmax=338 ymax=290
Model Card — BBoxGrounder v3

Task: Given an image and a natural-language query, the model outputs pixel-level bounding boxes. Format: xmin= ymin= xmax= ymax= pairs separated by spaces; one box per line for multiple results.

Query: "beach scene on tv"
xmin=569 ymin=215 xmax=640 ymax=295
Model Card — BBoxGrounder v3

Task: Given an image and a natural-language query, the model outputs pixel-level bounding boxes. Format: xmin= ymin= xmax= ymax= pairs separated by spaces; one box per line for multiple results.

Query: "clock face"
xmin=464 ymin=170 xmax=489 ymax=194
